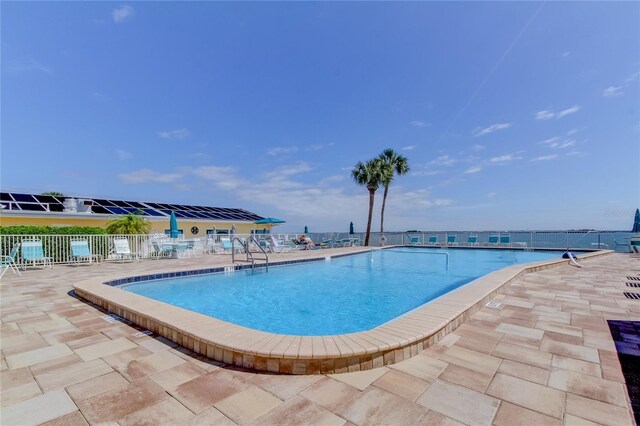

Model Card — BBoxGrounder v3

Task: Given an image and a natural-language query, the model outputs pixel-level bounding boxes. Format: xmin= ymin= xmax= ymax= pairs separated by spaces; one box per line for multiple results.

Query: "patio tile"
xmin=40 ymin=410 xmax=89 ymax=426
xmin=496 ymin=322 xmax=544 ymax=340
xmin=35 ymin=358 xmax=113 ymax=391
xmin=338 ymin=386 xmax=429 ymax=425
xmin=118 ymin=397 xmax=195 ymax=426
xmin=551 ymin=355 xmax=602 ymax=378
xmin=371 ymin=369 xmax=430 ymax=401
xmin=0 ymin=333 xmax=50 ymax=356
xmin=421 ymin=410 xmax=465 ymax=426
xmin=120 ymin=349 xmax=186 ymax=381
xmin=389 ymin=352 xmax=448 ymax=382
xmin=486 ymin=373 xmax=565 ymax=419
xmin=73 ymin=336 xmax=137 ymax=361
xmin=0 ymin=381 xmax=42 ymax=407
xmin=497 ymin=358 xmax=548 ymax=385
xmin=248 ymin=372 xmax=323 ymax=400
xmin=565 ymin=393 xmax=632 ymax=425
xmin=215 ymin=386 xmax=283 ymax=424
xmin=187 ymin=406 xmax=236 ymax=426
xmin=1 ymin=389 xmax=78 ymax=426
xmin=492 ymin=341 xmax=552 ymax=369
xmin=171 ymin=369 xmax=250 ymax=414
xmin=5 ymin=343 xmax=73 ymax=369
xmin=0 ymin=367 xmax=34 ymax=391
xmin=437 ymin=363 xmax=494 ymax=392
xmin=540 ymin=338 xmax=600 ymax=363
xmin=150 ymin=362 xmax=209 ymax=391
xmin=299 ymin=377 xmax=361 ymax=412
xmin=103 ymin=346 xmax=154 ymax=369
xmin=439 ymin=345 xmax=502 ymax=376
xmin=548 ymin=368 xmax=627 ymax=407
xmin=76 ymin=377 xmax=168 ymax=423
xmin=492 ymin=401 xmax=562 ymax=426
xmin=65 ymin=371 xmax=129 ymax=402
xmin=562 ymin=413 xmax=600 ymax=425
xmin=416 ymin=379 xmax=500 ymax=425
xmin=249 ymin=395 xmax=346 ymax=426
xmin=328 ymin=366 xmax=388 ymax=391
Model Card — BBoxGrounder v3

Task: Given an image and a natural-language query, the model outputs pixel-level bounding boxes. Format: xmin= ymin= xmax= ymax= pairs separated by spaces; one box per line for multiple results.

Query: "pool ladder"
xmin=231 ymin=236 xmax=269 ymax=271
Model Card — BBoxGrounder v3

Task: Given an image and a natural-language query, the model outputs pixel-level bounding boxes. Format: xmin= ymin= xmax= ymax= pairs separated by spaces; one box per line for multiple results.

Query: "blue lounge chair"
xmin=70 ymin=240 xmax=102 ymax=265
xmin=487 ymin=235 xmax=499 ymax=246
xmin=427 ymin=235 xmax=439 ymax=246
xmin=21 ymin=239 xmax=53 ymax=270
xmin=446 ymin=235 xmax=458 ymax=246
xmin=466 ymin=235 xmax=479 ymax=246
xmin=500 ymin=234 xmax=511 ymax=246
xmin=1 ymin=244 xmax=22 ymax=279
xmin=152 ymin=241 xmax=173 ymax=259
xmin=408 ymin=235 xmax=421 ymax=245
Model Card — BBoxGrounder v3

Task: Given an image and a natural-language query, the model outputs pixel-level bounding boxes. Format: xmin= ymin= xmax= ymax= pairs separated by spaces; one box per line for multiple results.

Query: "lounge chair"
xmin=499 ymin=234 xmax=511 ymax=246
xmin=113 ymin=238 xmax=136 ymax=262
xmin=152 ymin=241 xmax=173 ymax=259
xmin=21 ymin=239 xmax=53 ymax=270
xmin=1 ymin=244 xmax=22 ymax=279
xmin=268 ymin=236 xmax=292 ymax=253
xmin=427 ymin=235 xmax=439 ymax=246
xmin=466 ymin=235 xmax=479 ymax=246
xmin=446 ymin=235 xmax=458 ymax=246
xmin=631 ymin=245 xmax=640 ymax=255
xmin=487 ymin=235 xmax=499 ymax=246
xmin=220 ymin=238 xmax=233 ymax=253
xmin=408 ymin=235 xmax=421 ymax=245
xmin=176 ymin=241 xmax=190 ymax=258
xmin=70 ymin=240 xmax=102 ymax=265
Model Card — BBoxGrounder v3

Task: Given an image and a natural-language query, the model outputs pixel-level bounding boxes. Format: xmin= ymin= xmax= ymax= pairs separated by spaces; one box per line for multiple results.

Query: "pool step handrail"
xmin=565 ymin=251 xmax=582 ymax=268
xmin=249 ymin=236 xmax=269 ymax=271
xmin=231 ymin=236 xmax=269 ymax=272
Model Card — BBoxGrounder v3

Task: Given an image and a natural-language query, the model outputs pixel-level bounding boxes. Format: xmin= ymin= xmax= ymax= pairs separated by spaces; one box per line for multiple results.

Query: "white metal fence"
xmin=0 ymin=230 xmax=635 ymax=266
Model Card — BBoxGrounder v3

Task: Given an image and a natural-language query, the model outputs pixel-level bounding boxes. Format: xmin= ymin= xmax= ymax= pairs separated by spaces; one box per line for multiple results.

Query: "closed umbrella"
xmin=169 ymin=211 xmax=179 ymax=238
xmin=633 ymin=208 xmax=640 ymax=233
xmin=304 ymin=225 xmax=309 ymax=234
xmin=349 ymin=222 xmax=354 ymax=235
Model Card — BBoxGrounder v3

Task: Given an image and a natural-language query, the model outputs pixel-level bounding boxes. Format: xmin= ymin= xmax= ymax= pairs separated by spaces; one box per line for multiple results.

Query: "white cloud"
xmin=602 ymin=86 xmax=624 ymax=97
xmin=116 ymin=149 xmax=132 ymax=161
xmin=566 ymin=128 xmax=579 ymax=136
xmin=487 ymin=192 xmax=497 ymax=199
xmin=304 ymin=143 xmax=334 ymax=152
xmin=410 ymin=120 xmax=430 ymax=128
xmin=119 ymin=168 xmax=182 ymax=184
xmin=192 ymin=166 xmax=244 ymax=190
xmin=267 ymin=146 xmax=299 ymax=156
xmin=472 ymin=144 xmax=485 ymax=152
xmin=402 ymin=145 xmax=416 ymax=151
xmin=472 ymin=123 xmax=511 ymax=137
xmin=562 ymin=52 xmax=570 ymax=57
xmin=157 ymin=128 xmax=189 ymax=140
xmin=464 ymin=166 xmax=482 ymax=174
xmin=428 ymin=155 xmax=457 ymax=167
xmin=489 ymin=154 xmax=522 ymax=164
xmin=539 ymin=137 xmax=575 ymax=149
xmin=265 ymin=162 xmax=312 ymax=178
xmin=531 ymin=155 xmax=558 ymax=161
xmin=7 ymin=59 xmax=52 ymax=74
xmin=112 ymin=5 xmax=134 ymax=23
xmin=536 ymin=105 xmax=580 ymax=120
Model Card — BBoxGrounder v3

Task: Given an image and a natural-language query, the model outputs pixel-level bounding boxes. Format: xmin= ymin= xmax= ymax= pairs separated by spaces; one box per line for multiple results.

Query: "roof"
xmin=0 ymin=192 xmax=264 ymax=222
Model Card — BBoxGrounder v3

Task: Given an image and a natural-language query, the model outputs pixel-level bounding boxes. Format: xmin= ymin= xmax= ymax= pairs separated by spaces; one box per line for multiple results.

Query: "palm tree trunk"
xmin=380 ymin=184 xmax=389 ymax=233
xmin=365 ymin=188 xmax=375 ymax=246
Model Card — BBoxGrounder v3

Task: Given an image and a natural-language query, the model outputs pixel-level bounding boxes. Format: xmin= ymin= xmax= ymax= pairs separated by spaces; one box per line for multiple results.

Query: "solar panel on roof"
xmin=48 ymin=204 xmax=64 ymax=212
xmin=91 ymin=206 xmax=111 ymax=214
xmin=126 ymin=201 xmax=146 ymax=208
xmin=110 ymin=200 xmax=133 ymax=208
xmin=92 ymin=199 xmax=117 ymax=207
xmin=143 ymin=208 xmax=165 ymax=217
xmin=143 ymin=202 xmax=163 ymax=209
xmin=106 ymin=207 xmax=129 ymax=215
xmin=173 ymin=211 xmax=191 ymax=218
xmin=1 ymin=193 xmax=14 ymax=201
xmin=11 ymin=193 xmax=37 ymax=202
xmin=18 ymin=203 xmax=46 ymax=211
xmin=34 ymin=195 xmax=61 ymax=204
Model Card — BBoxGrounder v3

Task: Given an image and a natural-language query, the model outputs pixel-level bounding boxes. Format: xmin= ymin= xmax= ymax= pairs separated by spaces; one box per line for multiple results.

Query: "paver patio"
xmin=1 ymin=249 xmax=638 ymax=425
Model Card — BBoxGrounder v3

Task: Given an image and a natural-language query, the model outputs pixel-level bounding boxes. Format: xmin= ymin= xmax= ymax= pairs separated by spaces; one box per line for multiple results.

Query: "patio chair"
xmin=466 ymin=235 xmax=479 ymax=246
xmin=1 ymin=244 xmax=22 ymax=279
xmin=21 ymin=239 xmax=53 ymax=270
xmin=151 ymin=241 xmax=173 ymax=259
xmin=113 ymin=238 xmax=136 ymax=262
xmin=427 ymin=235 xmax=439 ymax=246
xmin=220 ymin=238 xmax=233 ymax=253
xmin=487 ymin=235 xmax=499 ymax=246
xmin=70 ymin=240 xmax=102 ymax=266
xmin=446 ymin=235 xmax=458 ymax=246
xmin=268 ymin=236 xmax=292 ymax=253
xmin=176 ymin=241 xmax=190 ymax=258
xmin=499 ymin=234 xmax=511 ymax=246
xmin=408 ymin=235 xmax=421 ymax=245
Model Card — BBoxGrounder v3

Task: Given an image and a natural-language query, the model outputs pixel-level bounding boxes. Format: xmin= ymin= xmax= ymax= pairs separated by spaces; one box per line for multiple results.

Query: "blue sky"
xmin=2 ymin=2 xmax=638 ymax=232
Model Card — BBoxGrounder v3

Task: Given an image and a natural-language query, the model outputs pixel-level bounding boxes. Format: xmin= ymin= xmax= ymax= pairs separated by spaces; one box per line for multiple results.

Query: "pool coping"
xmin=73 ymin=248 xmax=613 ymax=374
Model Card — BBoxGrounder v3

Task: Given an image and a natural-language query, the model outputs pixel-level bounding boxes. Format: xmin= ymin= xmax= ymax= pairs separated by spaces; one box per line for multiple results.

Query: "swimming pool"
xmin=122 ymin=248 xmax=565 ymax=335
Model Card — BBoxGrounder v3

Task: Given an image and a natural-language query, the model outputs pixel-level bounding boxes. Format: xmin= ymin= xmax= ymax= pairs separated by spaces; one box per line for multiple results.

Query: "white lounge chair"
xmin=268 ymin=236 xmax=292 ymax=253
xmin=113 ymin=238 xmax=136 ymax=262
xmin=1 ymin=244 xmax=22 ymax=279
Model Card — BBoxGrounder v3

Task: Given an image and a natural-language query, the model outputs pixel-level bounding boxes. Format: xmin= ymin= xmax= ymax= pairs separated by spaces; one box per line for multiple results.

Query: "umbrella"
xmin=169 ymin=211 xmax=179 ymax=238
xmin=254 ymin=217 xmax=286 ymax=224
xmin=633 ymin=208 xmax=640 ymax=233
xmin=349 ymin=222 xmax=354 ymax=235
xmin=304 ymin=225 xmax=309 ymax=234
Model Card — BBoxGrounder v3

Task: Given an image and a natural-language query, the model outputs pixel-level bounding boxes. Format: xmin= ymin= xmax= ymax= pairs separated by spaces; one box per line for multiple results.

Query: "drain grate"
xmin=627 ymin=282 xmax=640 ymax=288
xmin=623 ymin=292 xmax=640 ymax=300
xmin=628 ymin=276 xmax=640 ymax=281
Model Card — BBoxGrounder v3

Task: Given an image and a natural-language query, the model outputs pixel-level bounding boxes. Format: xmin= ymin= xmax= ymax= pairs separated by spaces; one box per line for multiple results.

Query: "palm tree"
xmin=378 ymin=149 xmax=410 ymax=234
xmin=352 ymin=158 xmax=385 ymax=246
xmin=106 ymin=211 xmax=151 ymax=234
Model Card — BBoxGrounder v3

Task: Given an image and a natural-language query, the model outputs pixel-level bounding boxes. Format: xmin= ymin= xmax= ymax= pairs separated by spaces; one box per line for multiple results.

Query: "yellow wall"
xmin=0 ymin=215 xmax=271 ymax=237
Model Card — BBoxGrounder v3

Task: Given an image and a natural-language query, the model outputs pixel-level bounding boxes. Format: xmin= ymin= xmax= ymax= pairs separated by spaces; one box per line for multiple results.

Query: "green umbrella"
xmin=349 ymin=222 xmax=354 ymax=235
xmin=304 ymin=225 xmax=309 ymax=234
xmin=169 ymin=211 xmax=179 ymax=238
xmin=254 ymin=217 xmax=286 ymax=224
xmin=632 ymin=208 xmax=640 ymax=233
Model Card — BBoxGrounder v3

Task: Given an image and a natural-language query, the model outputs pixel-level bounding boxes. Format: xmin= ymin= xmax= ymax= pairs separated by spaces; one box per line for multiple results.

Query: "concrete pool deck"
xmin=1 ymin=248 xmax=639 ymax=425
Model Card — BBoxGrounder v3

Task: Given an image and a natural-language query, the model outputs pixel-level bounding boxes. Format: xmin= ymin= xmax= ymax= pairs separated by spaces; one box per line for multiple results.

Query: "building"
xmin=0 ymin=192 xmax=274 ymax=237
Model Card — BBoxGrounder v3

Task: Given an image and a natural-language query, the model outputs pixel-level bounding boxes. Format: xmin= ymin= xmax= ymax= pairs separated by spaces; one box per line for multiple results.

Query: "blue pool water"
xmin=122 ymin=248 xmax=564 ymax=335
